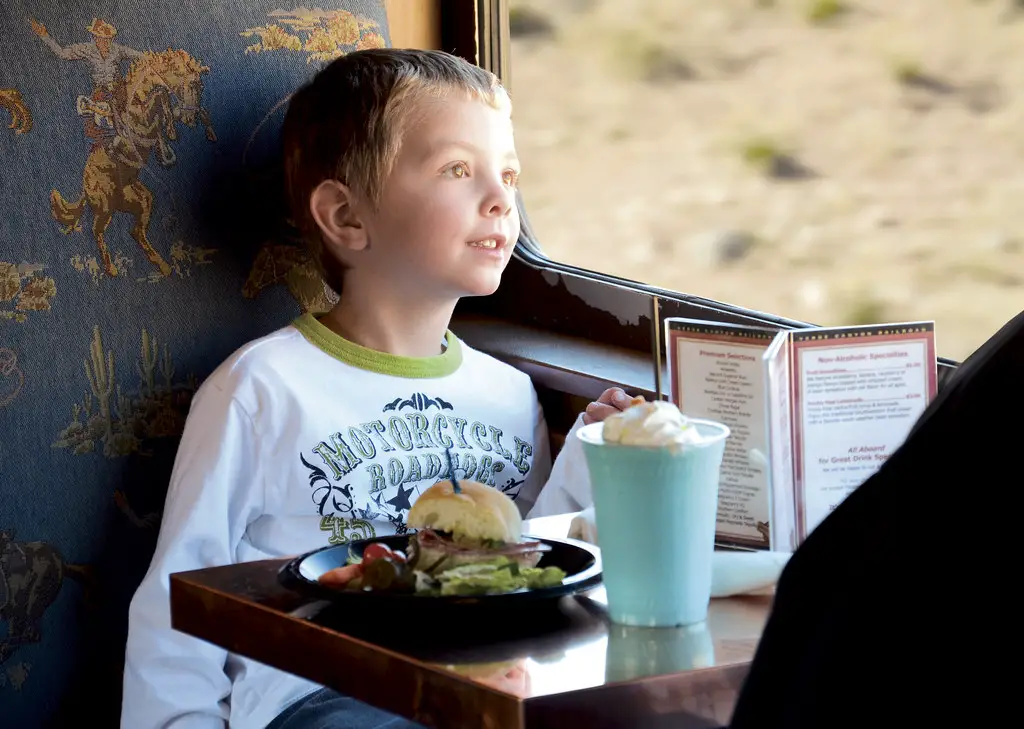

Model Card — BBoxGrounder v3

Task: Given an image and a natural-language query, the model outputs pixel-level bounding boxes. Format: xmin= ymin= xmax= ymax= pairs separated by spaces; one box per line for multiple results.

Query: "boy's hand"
xmin=583 ymin=387 xmax=644 ymax=425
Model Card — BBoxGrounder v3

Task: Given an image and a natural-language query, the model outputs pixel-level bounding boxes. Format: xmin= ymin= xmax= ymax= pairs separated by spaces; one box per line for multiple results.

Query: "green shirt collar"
xmin=293 ymin=313 xmax=462 ymax=379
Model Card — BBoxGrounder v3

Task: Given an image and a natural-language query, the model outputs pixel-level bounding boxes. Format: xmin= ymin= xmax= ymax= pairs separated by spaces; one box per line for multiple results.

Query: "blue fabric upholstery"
xmin=0 ymin=2 xmax=391 ymax=724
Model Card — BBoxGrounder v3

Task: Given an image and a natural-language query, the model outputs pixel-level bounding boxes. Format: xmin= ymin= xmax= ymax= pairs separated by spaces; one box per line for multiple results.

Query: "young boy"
xmin=120 ymin=49 xmax=633 ymax=729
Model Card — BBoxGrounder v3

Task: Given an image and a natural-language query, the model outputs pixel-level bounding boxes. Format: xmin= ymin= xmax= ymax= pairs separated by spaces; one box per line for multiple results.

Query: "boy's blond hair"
xmin=282 ymin=48 xmax=510 ymax=294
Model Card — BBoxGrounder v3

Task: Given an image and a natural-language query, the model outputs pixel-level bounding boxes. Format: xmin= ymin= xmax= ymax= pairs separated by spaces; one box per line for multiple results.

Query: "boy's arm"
xmin=527 ymin=387 xmax=639 ymax=518
xmin=121 ymin=384 xmax=265 ymax=729
xmin=527 ymin=412 xmax=592 ymax=518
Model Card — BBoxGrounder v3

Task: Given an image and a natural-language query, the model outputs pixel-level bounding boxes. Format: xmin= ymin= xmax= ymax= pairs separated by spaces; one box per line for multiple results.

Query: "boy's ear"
xmin=309 ymin=179 xmax=368 ymax=254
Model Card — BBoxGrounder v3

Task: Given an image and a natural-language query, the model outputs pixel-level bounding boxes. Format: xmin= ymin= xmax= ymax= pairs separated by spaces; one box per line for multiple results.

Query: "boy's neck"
xmin=319 ymin=285 xmax=458 ymax=359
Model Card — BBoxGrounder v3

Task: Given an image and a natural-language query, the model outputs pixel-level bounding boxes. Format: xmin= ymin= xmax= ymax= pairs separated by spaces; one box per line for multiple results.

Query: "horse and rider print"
xmin=29 ymin=18 xmax=217 ymax=280
xmin=0 ymin=87 xmax=32 ymax=135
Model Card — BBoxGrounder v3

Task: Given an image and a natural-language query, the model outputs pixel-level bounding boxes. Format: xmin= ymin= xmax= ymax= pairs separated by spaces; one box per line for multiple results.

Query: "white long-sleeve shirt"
xmin=121 ymin=314 xmax=590 ymax=729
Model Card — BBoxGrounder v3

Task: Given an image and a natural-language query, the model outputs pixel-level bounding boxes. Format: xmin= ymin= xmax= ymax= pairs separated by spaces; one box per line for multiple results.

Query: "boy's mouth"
xmin=468 ymin=235 xmax=507 ymax=250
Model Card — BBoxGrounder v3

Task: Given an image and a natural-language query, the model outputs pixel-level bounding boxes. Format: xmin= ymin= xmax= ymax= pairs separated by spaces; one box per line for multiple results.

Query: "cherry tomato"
xmin=362 ymin=543 xmax=394 ymax=563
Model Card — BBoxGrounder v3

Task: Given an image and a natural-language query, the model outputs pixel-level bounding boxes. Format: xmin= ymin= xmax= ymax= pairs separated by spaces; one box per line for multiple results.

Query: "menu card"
xmin=665 ymin=318 xmax=937 ymax=551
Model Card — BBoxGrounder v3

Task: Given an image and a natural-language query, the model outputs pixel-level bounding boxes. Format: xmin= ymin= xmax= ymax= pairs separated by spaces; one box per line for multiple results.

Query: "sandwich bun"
xmin=407 ymin=479 xmax=522 ymax=544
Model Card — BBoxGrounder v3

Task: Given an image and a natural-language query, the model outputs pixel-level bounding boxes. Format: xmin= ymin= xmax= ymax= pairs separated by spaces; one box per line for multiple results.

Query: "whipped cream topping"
xmin=601 ymin=400 xmax=705 ymax=448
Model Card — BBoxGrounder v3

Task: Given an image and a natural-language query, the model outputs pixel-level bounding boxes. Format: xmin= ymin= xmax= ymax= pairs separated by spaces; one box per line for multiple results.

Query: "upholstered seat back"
xmin=0 ymin=2 xmax=391 ymax=724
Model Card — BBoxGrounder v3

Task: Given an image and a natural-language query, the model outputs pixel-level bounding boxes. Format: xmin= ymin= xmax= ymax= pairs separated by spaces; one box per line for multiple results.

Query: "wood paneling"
xmin=385 ymin=0 xmax=442 ymax=50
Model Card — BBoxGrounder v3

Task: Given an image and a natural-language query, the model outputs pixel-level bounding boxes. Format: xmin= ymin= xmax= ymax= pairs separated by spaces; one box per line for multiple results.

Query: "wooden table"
xmin=169 ymin=514 xmax=773 ymax=729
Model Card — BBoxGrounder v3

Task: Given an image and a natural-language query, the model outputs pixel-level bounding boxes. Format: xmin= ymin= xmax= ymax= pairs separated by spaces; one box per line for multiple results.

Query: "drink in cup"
xmin=577 ymin=401 xmax=730 ymax=627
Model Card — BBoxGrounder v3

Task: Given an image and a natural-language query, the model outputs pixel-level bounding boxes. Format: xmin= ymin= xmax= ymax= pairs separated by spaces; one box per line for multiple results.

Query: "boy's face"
xmin=358 ymin=94 xmax=521 ymax=301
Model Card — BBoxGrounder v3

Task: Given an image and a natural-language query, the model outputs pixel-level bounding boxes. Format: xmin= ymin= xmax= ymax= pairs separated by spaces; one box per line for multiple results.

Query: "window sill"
xmin=451 ymin=313 xmax=666 ymax=401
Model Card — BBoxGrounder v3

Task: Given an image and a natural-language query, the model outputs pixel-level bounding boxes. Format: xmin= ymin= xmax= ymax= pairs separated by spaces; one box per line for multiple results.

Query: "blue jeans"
xmin=266 ymin=688 xmax=428 ymax=729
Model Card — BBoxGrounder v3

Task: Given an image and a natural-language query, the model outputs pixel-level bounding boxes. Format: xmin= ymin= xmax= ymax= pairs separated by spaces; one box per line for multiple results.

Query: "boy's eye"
xmin=448 ymin=162 xmax=469 ymax=178
xmin=502 ymin=169 xmax=520 ymax=187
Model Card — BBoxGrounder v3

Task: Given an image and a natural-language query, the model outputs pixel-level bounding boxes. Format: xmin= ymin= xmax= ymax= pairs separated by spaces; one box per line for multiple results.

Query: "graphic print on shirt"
xmin=300 ymin=392 xmax=534 ymax=545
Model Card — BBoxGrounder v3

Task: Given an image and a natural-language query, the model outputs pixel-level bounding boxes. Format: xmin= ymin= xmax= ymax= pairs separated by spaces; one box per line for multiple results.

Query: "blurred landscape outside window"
xmin=508 ymin=0 xmax=1024 ymax=362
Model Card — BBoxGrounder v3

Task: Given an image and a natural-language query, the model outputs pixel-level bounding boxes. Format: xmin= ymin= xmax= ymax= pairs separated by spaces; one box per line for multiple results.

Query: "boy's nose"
xmin=481 ymin=182 xmax=514 ymax=218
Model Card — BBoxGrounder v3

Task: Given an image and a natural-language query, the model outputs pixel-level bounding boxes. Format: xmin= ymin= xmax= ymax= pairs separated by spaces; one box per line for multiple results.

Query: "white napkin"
xmin=568 ymin=507 xmax=791 ymax=598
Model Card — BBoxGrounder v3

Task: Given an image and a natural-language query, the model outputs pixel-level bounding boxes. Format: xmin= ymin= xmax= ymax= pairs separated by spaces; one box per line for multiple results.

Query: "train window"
xmin=504 ymin=0 xmax=1023 ymax=362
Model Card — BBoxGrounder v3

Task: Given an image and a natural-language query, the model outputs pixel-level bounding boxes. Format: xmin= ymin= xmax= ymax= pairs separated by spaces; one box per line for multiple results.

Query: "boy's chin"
xmin=457 ymin=273 xmax=505 ymax=298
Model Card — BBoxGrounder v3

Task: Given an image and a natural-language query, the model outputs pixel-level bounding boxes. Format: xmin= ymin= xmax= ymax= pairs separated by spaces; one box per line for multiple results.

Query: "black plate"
xmin=278 ymin=534 xmax=603 ymax=614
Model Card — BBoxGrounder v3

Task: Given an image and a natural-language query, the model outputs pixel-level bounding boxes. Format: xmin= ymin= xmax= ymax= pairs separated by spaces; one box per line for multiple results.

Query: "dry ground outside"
xmin=508 ymin=0 xmax=1024 ymax=361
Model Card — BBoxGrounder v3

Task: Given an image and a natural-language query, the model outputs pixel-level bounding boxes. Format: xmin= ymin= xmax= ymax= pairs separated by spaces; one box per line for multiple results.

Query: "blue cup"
xmin=578 ymin=418 xmax=730 ymax=627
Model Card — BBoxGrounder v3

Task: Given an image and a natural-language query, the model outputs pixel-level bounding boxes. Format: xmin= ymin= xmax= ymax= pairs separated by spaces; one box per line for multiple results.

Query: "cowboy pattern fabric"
xmin=0 ymin=3 xmax=391 ymax=726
